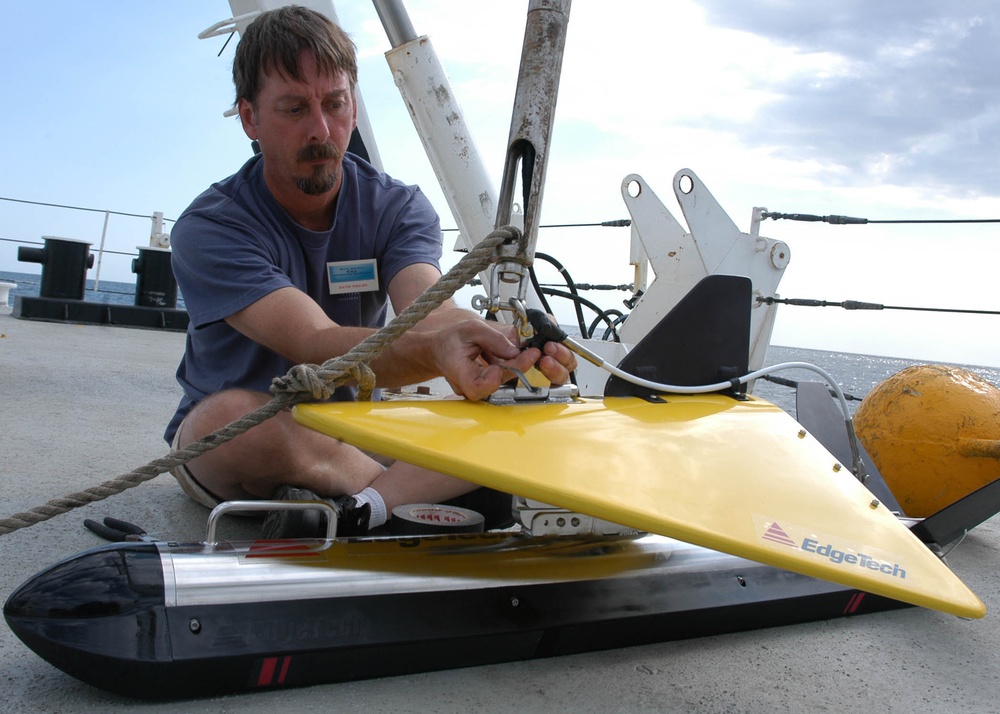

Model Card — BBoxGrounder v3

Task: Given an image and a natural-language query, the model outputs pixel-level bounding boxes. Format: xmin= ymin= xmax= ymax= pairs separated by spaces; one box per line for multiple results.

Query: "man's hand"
xmin=431 ymin=320 xmax=519 ymax=400
xmin=433 ymin=318 xmax=577 ymax=401
xmin=534 ymin=338 xmax=577 ymax=386
xmin=495 ymin=317 xmax=577 ymax=388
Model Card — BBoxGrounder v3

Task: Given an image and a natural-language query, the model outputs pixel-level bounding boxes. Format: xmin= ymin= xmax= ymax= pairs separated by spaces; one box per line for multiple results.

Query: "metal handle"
xmin=204 ymin=500 xmax=338 ymax=544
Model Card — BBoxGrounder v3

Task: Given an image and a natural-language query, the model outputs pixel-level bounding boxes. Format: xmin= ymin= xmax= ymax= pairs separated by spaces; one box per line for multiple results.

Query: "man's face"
xmin=239 ymin=50 xmax=357 ymax=200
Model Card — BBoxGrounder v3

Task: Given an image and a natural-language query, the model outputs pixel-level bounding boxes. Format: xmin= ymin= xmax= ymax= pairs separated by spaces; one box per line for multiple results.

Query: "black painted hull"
xmin=5 ymin=533 xmax=908 ymax=699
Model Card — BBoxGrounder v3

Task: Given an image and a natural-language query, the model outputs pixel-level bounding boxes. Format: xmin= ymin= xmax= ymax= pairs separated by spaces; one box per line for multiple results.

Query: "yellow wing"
xmin=294 ymin=395 xmax=985 ymax=618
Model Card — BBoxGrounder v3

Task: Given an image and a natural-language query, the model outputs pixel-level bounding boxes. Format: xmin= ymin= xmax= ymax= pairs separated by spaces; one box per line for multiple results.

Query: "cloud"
xmin=693 ymin=0 xmax=1000 ymax=197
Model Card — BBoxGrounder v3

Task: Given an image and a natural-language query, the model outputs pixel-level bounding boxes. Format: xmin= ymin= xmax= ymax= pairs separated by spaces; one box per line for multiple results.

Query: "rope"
xmin=441 ymin=218 xmax=631 ymax=232
xmin=0 ymin=195 xmax=177 ymax=223
xmin=760 ymin=211 xmax=1000 ymax=225
xmin=759 ymin=295 xmax=1000 ymax=317
xmin=0 ymin=236 xmax=148 ymax=259
xmin=0 ymin=227 xmax=515 ymax=536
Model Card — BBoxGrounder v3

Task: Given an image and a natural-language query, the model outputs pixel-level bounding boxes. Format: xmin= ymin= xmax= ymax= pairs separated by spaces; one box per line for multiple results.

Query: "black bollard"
xmin=17 ymin=237 xmax=95 ymax=300
xmin=132 ymin=247 xmax=178 ymax=308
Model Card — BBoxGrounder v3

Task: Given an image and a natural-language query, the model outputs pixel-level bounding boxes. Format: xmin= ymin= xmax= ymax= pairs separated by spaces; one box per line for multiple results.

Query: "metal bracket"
xmin=487 ymin=382 xmax=579 ymax=405
xmin=514 ymin=497 xmax=640 ymax=536
xmin=483 ymin=0 xmax=570 ymax=337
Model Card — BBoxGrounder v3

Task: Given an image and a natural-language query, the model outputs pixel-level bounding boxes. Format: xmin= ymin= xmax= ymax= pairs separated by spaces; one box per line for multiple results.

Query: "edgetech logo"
xmin=755 ymin=515 xmax=909 ymax=581
xmin=762 ymin=522 xmax=797 ymax=547
xmin=800 ymin=537 xmax=907 ymax=579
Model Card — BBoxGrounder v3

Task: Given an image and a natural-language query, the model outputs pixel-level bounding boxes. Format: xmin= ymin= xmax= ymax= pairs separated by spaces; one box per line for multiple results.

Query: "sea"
xmin=2 ymin=268 xmax=997 ymax=416
xmin=0 ymin=269 xmax=185 ymax=311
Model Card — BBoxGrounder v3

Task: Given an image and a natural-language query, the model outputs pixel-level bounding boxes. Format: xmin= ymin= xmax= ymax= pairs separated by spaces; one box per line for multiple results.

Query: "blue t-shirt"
xmin=164 ymin=153 xmax=442 ymax=442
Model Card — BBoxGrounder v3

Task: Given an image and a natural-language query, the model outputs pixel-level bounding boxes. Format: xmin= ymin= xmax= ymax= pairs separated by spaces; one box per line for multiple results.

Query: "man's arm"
xmin=225 ymin=263 xmax=575 ymax=399
xmin=384 ymin=262 xmax=466 ymax=329
xmin=225 ymin=285 xmax=380 ymax=366
xmin=223 ymin=264 xmax=518 ymax=397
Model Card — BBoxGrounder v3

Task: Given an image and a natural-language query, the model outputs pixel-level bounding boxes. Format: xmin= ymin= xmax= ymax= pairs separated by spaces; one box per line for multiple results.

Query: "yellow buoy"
xmin=854 ymin=365 xmax=1000 ymax=517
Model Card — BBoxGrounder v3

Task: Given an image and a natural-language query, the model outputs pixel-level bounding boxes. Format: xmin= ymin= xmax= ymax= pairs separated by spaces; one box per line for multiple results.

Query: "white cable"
xmin=590 ymin=349 xmax=867 ymax=479
xmin=600 ymin=359 xmax=851 ymax=417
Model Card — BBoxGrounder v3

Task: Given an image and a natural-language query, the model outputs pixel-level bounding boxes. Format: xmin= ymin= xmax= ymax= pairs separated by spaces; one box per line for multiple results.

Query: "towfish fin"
xmin=910 ymin=475 xmax=1000 ymax=548
xmin=794 ymin=380 xmax=904 ymax=514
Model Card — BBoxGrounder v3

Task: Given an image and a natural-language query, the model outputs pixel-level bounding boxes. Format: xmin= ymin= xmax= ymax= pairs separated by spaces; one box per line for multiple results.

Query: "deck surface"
xmin=2 ymin=307 xmax=998 ymax=713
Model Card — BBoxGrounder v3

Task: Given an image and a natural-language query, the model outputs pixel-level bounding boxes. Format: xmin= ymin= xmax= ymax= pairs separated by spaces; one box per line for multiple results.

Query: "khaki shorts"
xmin=170 ymin=424 xmax=223 ymax=509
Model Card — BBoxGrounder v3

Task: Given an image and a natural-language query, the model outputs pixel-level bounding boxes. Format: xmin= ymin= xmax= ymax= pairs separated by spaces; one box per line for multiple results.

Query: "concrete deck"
xmin=1 ymin=308 xmax=998 ymax=713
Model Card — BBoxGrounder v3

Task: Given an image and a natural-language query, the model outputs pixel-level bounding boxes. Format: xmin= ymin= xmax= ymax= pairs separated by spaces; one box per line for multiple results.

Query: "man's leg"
xmin=173 ymin=389 xmax=478 ymax=516
xmin=364 ymin=461 xmax=480 ymax=513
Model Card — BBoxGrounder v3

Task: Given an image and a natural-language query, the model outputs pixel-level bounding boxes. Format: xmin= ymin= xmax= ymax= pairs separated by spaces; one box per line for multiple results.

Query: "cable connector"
xmin=524 ymin=308 xmax=568 ymax=349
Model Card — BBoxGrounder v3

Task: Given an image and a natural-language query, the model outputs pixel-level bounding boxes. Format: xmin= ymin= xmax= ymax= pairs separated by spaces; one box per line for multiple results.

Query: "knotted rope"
xmin=0 ymin=227 xmax=515 ymax=536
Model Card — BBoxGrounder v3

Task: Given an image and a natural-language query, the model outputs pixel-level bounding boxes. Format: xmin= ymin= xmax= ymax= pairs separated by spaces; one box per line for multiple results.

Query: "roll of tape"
xmin=390 ymin=503 xmax=486 ymax=535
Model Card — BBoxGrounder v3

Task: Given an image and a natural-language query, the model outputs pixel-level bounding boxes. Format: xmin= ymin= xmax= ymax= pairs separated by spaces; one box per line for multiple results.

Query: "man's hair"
xmin=233 ymin=5 xmax=358 ymax=105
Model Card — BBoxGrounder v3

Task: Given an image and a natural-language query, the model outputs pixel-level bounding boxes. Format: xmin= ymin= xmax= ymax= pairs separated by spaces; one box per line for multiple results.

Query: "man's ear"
xmin=238 ymin=98 xmax=257 ymax=141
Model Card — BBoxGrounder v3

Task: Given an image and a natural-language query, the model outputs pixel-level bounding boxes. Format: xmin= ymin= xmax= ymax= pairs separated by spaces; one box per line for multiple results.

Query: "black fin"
xmin=604 ymin=274 xmax=751 ymax=398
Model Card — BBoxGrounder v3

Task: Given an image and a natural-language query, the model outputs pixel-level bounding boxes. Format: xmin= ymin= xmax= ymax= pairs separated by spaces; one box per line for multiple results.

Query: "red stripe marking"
xmin=844 ymin=592 xmax=865 ymax=614
xmin=258 ymin=657 xmax=277 ymax=686
xmin=278 ymin=656 xmax=291 ymax=684
xmin=844 ymin=593 xmax=858 ymax=614
xmin=245 ymin=541 xmax=321 ymax=559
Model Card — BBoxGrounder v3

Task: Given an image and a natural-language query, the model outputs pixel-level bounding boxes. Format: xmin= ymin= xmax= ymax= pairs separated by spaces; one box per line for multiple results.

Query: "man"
xmin=165 ymin=6 xmax=575 ymax=536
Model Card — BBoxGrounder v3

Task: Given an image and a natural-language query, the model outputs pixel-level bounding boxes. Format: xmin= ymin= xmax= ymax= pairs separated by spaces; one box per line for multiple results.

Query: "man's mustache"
xmin=297 ymin=143 xmax=341 ymax=162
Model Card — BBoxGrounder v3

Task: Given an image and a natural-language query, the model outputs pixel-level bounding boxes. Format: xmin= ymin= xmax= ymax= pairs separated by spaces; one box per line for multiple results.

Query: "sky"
xmin=1 ymin=0 xmax=998 ymax=368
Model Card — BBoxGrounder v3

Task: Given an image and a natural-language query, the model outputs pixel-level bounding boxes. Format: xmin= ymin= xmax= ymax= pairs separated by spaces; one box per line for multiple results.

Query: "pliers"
xmin=84 ymin=516 xmax=156 ymax=542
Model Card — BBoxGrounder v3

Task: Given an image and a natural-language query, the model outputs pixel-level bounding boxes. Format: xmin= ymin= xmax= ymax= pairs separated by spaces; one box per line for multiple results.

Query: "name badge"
xmin=327 ymin=259 xmax=379 ymax=294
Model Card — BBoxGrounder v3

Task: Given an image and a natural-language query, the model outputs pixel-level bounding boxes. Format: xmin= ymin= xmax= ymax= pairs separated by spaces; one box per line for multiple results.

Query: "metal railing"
xmin=0 ymin=196 xmax=174 ymax=291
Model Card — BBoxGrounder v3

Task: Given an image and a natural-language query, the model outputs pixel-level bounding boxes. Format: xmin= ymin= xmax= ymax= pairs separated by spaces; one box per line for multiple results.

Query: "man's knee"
xmin=171 ymin=389 xmax=280 ymax=501
xmin=181 ymin=389 xmax=272 ymax=442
